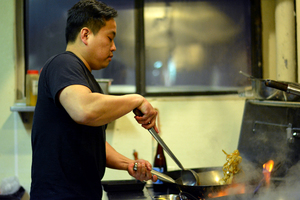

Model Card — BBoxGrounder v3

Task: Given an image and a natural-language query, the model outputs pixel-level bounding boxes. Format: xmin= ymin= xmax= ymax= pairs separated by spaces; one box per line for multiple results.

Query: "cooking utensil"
xmin=133 ymin=108 xmax=199 ymax=186
xmin=151 ymin=169 xmax=176 ymax=184
xmin=239 ymin=71 xmax=300 ymax=101
xmin=133 ymin=161 xmax=176 ymax=184
xmin=162 ymin=167 xmax=231 ymax=199
xmin=132 ymin=150 xmax=176 ymax=184
xmin=148 ymin=127 xmax=200 ymax=186
xmin=265 ymin=79 xmax=300 ymax=96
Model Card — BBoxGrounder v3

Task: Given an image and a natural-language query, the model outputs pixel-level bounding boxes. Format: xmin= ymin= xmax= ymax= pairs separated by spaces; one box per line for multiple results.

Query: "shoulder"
xmin=42 ymin=52 xmax=86 ymax=74
xmin=49 ymin=52 xmax=81 ymax=65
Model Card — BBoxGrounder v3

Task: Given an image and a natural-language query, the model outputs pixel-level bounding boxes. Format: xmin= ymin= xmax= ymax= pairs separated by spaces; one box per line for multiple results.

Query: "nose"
xmin=111 ymin=41 xmax=116 ymax=51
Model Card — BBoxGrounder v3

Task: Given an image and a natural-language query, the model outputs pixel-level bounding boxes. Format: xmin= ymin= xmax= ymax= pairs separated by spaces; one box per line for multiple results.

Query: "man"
xmin=30 ymin=0 xmax=158 ymax=199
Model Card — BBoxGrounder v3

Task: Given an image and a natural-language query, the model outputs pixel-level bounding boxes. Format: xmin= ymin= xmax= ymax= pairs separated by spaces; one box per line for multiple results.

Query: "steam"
xmin=234 ymin=160 xmax=300 ymax=199
xmin=255 ymin=161 xmax=300 ymax=200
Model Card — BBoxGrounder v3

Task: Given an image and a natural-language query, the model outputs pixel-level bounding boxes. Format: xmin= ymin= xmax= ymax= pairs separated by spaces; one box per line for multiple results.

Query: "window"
xmin=25 ymin=0 xmax=259 ymax=96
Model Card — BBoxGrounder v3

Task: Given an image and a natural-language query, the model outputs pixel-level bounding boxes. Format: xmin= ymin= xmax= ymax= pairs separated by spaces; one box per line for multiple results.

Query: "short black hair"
xmin=66 ymin=0 xmax=118 ymax=44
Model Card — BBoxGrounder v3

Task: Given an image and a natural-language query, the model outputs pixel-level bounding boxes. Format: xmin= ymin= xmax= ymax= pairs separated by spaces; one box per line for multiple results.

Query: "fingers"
xmin=133 ymin=105 xmax=158 ymax=131
xmin=151 ymin=174 xmax=158 ymax=182
xmin=135 ymin=109 xmax=159 ymax=132
xmin=133 ymin=162 xmax=149 ymax=181
xmin=131 ymin=160 xmax=154 ymax=182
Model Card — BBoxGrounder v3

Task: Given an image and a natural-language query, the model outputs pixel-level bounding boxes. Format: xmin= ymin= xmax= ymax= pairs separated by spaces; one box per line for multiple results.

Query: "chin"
xmin=93 ymin=65 xmax=109 ymax=71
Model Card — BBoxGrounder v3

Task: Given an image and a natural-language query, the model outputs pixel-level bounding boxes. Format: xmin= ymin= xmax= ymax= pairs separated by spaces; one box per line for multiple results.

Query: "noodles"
xmin=219 ymin=149 xmax=242 ymax=185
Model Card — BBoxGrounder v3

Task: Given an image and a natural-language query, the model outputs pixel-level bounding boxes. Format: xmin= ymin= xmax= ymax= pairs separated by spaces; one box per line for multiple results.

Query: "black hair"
xmin=66 ymin=0 xmax=118 ymax=44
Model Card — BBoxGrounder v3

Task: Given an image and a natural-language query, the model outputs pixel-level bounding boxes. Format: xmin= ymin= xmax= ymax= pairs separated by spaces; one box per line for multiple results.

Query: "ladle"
xmin=148 ymin=127 xmax=200 ymax=186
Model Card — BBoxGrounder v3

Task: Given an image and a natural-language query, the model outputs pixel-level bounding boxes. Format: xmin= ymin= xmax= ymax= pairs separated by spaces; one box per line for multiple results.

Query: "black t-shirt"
xmin=30 ymin=52 xmax=106 ymax=200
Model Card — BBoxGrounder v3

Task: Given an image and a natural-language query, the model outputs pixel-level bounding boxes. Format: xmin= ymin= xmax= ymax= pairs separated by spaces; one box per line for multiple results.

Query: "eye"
xmin=108 ymin=37 xmax=113 ymax=41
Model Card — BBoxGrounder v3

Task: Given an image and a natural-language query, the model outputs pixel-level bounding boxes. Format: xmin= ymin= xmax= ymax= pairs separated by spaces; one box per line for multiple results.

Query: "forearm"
xmin=83 ymin=93 xmax=144 ymax=126
xmin=60 ymin=85 xmax=158 ymax=130
xmin=106 ymin=142 xmax=158 ymax=182
xmin=106 ymin=142 xmax=134 ymax=170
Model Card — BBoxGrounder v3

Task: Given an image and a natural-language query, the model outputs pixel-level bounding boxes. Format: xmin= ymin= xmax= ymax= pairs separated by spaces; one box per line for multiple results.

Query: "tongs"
xmin=148 ymin=127 xmax=200 ymax=186
xmin=134 ymin=109 xmax=199 ymax=186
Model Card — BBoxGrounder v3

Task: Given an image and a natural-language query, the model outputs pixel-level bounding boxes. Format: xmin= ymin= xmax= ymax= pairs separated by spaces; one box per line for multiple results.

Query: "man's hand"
xmin=133 ymin=101 xmax=159 ymax=132
xmin=127 ymin=160 xmax=158 ymax=182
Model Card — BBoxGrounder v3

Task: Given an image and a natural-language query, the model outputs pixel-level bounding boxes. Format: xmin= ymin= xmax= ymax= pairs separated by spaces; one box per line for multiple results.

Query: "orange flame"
xmin=263 ymin=160 xmax=274 ymax=172
xmin=263 ymin=160 xmax=274 ymax=187
xmin=208 ymin=183 xmax=246 ymax=198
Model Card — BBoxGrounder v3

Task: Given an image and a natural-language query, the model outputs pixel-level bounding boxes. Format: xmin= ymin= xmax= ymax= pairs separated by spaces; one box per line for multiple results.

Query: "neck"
xmin=66 ymin=44 xmax=91 ymax=72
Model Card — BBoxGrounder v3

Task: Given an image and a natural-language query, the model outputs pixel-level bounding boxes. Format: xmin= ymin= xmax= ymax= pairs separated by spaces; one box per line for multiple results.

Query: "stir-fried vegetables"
xmin=219 ymin=149 xmax=242 ymax=185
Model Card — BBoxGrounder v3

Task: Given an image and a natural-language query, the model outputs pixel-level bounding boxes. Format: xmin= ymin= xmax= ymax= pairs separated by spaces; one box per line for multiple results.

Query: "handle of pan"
xmin=148 ymin=127 xmax=185 ymax=171
xmin=151 ymin=169 xmax=176 ymax=184
xmin=265 ymin=79 xmax=288 ymax=91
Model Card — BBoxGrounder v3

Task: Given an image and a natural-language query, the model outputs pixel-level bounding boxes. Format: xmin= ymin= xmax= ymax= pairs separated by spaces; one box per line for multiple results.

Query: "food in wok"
xmin=219 ymin=149 xmax=242 ymax=185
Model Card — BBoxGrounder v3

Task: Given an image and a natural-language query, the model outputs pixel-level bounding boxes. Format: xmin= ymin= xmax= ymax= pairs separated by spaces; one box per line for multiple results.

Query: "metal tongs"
xmin=134 ymin=109 xmax=199 ymax=186
xmin=148 ymin=127 xmax=200 ymax=186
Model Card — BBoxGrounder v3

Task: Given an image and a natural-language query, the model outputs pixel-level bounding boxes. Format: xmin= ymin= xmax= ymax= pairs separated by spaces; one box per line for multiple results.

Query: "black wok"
xmin=160 ymin=167 xmax=230 ymax=199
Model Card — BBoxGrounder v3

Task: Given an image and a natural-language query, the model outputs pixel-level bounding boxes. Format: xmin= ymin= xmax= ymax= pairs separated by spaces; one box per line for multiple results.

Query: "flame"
xmin=208 ymin=183 xmax=246 ymax=198
xmin=263 ymin=160 xmax=274 ymax=187
xmin=263 ymin=160 xmax=274 ymax=172
xmin=208 ymin=160 xmax=275 ymax=198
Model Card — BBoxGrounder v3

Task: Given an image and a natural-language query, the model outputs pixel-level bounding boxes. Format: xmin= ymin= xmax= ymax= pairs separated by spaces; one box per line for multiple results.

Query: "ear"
xmin=80 ymin=27 xmax=91 ymax=45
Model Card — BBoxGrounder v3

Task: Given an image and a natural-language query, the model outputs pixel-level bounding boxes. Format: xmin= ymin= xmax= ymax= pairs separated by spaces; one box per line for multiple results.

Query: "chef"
xmin=30 ymin=0 xmax=158 ymax=199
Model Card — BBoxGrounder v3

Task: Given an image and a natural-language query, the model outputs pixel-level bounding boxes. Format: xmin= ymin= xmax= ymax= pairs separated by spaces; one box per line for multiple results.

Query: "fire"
xmin=208 ymin=183 xmax=246 ymax=198
xmin=208 ymin=160 xmax=275 ymax=198
xmin=263 ymin=160 xmax=274 ymax=187
xmin=263 ymin=160 xmax=274 ymax=172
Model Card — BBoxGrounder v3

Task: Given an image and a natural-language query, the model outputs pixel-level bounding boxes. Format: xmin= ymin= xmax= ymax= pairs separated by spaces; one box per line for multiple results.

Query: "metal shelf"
xmin=10 ymin=103 xmax=35 ymax=123
xmin=10 ymin=103 xmax=35 ymax=112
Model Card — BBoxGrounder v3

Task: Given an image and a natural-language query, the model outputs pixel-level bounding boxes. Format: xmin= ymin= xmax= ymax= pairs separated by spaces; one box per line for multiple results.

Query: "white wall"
xmin=103 ymin=96 xmax=245 ymax=181
xmin=0 ymin=0 xmax=279 ymax=195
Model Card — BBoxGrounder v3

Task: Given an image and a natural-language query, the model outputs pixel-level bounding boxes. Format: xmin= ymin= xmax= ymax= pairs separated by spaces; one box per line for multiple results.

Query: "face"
xmin=85 ymin=19 xmax=117 ymax=70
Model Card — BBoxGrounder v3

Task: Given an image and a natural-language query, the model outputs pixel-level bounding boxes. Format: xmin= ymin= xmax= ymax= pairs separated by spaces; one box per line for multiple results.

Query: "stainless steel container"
xmin=96 ymin=79 xmax=113 ymax=94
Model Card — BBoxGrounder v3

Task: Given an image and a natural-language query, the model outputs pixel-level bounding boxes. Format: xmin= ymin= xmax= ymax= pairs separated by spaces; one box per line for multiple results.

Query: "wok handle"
xmin=265 ymin=79 xmax=288 ymax=91
xmin=265 ymin=79 xmax=300 ymax=96
xmin=151 ymin=169 xmax=176 ymax=184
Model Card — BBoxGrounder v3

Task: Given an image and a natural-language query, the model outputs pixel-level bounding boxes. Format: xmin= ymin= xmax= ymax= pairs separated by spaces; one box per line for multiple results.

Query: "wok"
xmin=159 ymin=167 xmax=231 ymax=199
xmin=239 ymin=71 xmax=300 ymax=101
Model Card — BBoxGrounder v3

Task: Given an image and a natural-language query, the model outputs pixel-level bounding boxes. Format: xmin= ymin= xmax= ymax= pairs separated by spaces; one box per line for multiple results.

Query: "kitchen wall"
xmin=0 ymin=0 xmax=287 ymax=195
